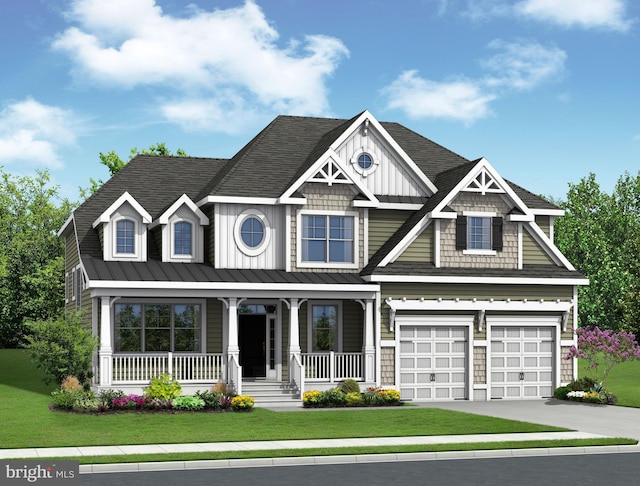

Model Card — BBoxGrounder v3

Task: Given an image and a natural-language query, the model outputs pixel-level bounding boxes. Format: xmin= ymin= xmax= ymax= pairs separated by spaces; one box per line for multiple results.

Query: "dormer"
xmin=150 ymin=194 xmax=209 ymax=263
xmin=92 ymin=192 xmax=152 ymax=262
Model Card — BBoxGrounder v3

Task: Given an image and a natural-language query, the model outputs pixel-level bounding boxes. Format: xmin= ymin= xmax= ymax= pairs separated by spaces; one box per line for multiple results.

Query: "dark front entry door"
xmin=239 ymin=314 xmax=266 ymax=378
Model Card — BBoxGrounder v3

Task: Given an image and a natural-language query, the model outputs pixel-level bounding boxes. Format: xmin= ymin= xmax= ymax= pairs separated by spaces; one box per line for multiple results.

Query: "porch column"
xmin=226 ymin=297 xmax=239 ymax=359
xmin=363 ymin=299 xmax=375 ymax=382
xmin=288 ymin=298 xmax=301 ymax=357
xmin=98 ymin=296 xmax=113 ymax=387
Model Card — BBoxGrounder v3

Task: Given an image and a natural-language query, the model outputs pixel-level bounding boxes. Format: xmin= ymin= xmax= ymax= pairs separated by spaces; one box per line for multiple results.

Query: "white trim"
xmin=379 ymin=215 xmax=432 ymax=267
xmin=92 ymin=192 xmax=152 ymax=227
xmin=233 ymin=209 xmax=271 ymax=257
xmin=395 ymin=314 xmax=475 ymax=402
xmin=328 ymin=111 xmax=438 ymax=195
xmin=152 ymin=194 xmax=209 ymax=227
xmin=363 ymin=208 xmax=369 ymax=266
xmin=296 ymin=209 xmax=360 ymax=270
xmin=524 ymin=222 xmax=576 ymax=271
xmin=279 ymin=150 xmax=379 ymax=206
xmin=517 ymin=223 xmax=523 ymax=270
xmin=366 ymin=274 xmax=589 ymax=285
xmin=463 ymin=210 xmax=496 ymax=217
xmin=508 ymin=214 xmax=534 ymax=222
xmin=531 ymin=208 xmax=564 ymax=217
xmin=376 ymin=203 xmax=424 ymax=211
xmin=197 ymin=195 xmax=279 ymax=206
xmin=430 ymin=159 xmax=532 ymax=220
xmin=463 ymin=249 xmax=497 ymax=256
xmin=350 ymin=148 xmax=379 ymax=177
xmin=214 ymin=206 xmax=221 ymax=268
xmin=58 ymin=213 xmax=74 ymax=237
xmin=285 ymin=205 xmax=292 ymax=272
xmin=385 ymin=297 xmax=573 ymax=313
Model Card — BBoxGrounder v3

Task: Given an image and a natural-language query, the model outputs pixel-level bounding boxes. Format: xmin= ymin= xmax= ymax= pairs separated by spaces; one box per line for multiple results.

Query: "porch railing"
xmin=302 ymin=352 xmax=363 ymax=382
xmin=289 ymin=353 xmax=305 ymax=397
xmin=112 ymin=353 xmax=223 ymax=384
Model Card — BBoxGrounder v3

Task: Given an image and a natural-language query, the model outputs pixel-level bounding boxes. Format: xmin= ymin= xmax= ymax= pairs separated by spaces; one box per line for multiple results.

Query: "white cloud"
xmin=0 ymin=99 xmax=79 ymax=168
xmin=381 ymin=71 xmax=495 ymax=124
xmin=481 ymin=39 xmax=566 ymax=90
xmin=516 ymin=0 xmax=633 ymax=32
xmin=53 ymin=0 xmax=349 ymax=127
xmin=382 ymin=40 xmax=565 ymax=124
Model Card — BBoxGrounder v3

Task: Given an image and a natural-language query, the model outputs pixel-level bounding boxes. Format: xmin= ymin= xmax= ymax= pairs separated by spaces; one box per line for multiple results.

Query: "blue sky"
xmin=1 ymin=0 xmax=638 ymax=202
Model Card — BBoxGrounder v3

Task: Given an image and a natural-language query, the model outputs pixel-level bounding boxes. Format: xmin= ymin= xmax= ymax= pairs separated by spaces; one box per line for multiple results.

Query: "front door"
xmin=239 ymin=314 xmax=266 ymax=378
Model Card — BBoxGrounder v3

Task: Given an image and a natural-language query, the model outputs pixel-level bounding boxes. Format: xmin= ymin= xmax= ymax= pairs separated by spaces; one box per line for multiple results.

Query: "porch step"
xmin=241 ymin=380 xmax=302 ymax=408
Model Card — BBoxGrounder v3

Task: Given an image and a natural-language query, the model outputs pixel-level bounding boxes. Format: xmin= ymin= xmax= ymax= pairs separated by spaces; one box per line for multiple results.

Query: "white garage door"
xmin=491 ymin=326 xmax=554 ymax=399
xmin=399 ymin=326 xmax=468 ymax=401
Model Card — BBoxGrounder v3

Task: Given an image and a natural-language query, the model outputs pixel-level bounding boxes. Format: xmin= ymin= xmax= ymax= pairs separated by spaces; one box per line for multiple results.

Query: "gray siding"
xmin=206 ymin=298 xmax=223 ymax=353
xmin=397 ymin=222 xmax=433 ymax=263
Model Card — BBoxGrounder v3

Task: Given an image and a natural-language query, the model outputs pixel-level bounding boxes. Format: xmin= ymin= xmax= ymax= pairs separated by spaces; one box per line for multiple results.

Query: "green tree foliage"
xmin=25 ymin=312 xmax=97 ymax=386
xmin=553 ymin=171 xmax=640 ymax=335
xmin=81 ymin=142 xmax=188 ymax=197
xmin=0 ymin=169 xmax=74 ymax=348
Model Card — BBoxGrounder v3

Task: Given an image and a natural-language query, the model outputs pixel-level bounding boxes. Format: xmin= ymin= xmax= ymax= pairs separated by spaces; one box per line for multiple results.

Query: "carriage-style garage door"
xmin=490 ymin=326 xmax=554 ymax=399
xmin=399 ymin=326 xmax=468 ymax=401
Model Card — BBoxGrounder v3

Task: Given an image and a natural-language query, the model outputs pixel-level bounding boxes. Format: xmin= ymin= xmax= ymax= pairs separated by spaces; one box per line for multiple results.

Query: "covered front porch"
xmin=92 ymin=289 xmax=379 ymax=402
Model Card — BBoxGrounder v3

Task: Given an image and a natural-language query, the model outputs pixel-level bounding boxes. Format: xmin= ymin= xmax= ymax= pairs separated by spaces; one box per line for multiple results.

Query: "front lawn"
xmin=0 ymin=349 xmax=569 ymax=449
xmin=579 ymin=357 xmax=640 ymax=408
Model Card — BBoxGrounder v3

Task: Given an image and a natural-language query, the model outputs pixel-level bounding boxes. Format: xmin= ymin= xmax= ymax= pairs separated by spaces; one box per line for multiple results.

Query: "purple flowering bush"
xmin=566 ymin=326 xmax=640 ymax=386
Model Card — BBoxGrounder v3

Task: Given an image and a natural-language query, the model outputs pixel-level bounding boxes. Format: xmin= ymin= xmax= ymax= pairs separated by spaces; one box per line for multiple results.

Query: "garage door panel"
xmin=399 ymin=325 xmax=468 ymax=401
xmin=491 ymin=325 xmax=554 ymax=400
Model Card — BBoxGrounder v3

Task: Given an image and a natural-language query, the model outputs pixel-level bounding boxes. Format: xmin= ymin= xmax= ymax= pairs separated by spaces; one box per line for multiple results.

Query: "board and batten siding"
xmin=368 ymin=210 xmax=408 ymax=258
xmin=334 ymin=125 xmax=426 ymax=198
xmin=216 ymin=203 xmax=285 ymax=270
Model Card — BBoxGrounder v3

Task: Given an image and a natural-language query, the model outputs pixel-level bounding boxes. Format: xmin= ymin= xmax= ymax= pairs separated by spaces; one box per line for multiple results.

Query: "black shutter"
xmin=456 ymin=216 xmax=467 ymax=250
xmin=492 ymin=217 xmax=503 ymax=251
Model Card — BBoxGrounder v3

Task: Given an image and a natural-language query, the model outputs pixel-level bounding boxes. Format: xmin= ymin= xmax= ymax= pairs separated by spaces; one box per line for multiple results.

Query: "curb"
xmin=79 ymin=444 xmax=640 ymax=474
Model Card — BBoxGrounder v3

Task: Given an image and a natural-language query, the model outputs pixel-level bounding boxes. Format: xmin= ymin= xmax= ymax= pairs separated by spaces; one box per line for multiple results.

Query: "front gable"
xmin=279 ymin=111 xmax=436 ymax=207
xmin=375 ymin=158 xmax=575 ymax=272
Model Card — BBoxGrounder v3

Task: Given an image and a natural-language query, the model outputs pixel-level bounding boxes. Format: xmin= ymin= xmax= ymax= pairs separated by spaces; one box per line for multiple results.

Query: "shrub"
xmin=363 ymin=387 xmax=384 ymax=406
xmin=303 ymin=390 xmax=322 ymax=407
xmin=195 ymin=389 xmax=232 ymax=410
xmin=25 ymin=312 xmax=97 ymax=386
xmin=145 ymin=374 xmax=182 ymax=401
xmin=378 ymin=388 xmax=401 ymax=404
xmin=554 ymin=386 xmax=570 ymax=400
xmin=61 ymin=376 xmax=82 ymax=392
xmin=322 ymin=389 xmax=347 ymax=407
xmin=97 ymin=389 xmax=125 ymax=410
xmin=231 ymin=395 xmax=254 ymax=411
xmin=51 ymin=389 xmax=98 ymax=411
xmin=211 ymin=382 xmax=236 ymax=396
xmin=345 ymin=392 xmax=364 ymax=406
xmin=173 ymin=395 xmax=205 ymax=411
xmin=339 ymin=379 xmax=361 ymax=395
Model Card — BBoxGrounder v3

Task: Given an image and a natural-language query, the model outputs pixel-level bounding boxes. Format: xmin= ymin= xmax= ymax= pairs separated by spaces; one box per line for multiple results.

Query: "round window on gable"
xmin=234 ymin=209 xmax=270 ymax=257
xmin=351 ymin=149 xmax=378 ymax=177
xmin=241 ymin=217 xmax=264 ymax=248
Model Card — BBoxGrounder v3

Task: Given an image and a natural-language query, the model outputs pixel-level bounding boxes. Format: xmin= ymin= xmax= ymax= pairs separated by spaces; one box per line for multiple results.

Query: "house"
xmin=59 ymin=111 xmax=587 ymax=405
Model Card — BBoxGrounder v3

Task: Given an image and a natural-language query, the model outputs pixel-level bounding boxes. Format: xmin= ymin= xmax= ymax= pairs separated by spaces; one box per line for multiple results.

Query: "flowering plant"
xmin=230 ymin=395 xmax=254 ymax=411
xmin=565 ymin=326 xmax=640 ymax=386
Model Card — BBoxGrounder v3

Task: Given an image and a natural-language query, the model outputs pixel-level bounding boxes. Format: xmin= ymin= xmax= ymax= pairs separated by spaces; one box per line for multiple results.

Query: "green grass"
xmin=578 ymin=357 xmax=640 ymax=408
xmin=1 ymin=349 xmax=636 ymax=459
xmin=34 ymin=438 xmax=637 ymax=464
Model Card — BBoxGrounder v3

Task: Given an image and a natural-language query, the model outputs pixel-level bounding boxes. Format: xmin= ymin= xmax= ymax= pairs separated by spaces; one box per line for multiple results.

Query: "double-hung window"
xmin=173 ymin=221 xmax=192 ymax=256
xmin=116 ymin=219 xmax=135 ymax=254
xmin=300 ymin=213 xmax=356 ymax=265
xmin=456 ymin=213 xmax=503 ymax=254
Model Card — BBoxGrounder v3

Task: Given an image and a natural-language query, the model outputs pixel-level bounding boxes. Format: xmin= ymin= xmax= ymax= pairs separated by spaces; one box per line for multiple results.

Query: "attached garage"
xmin=396 ymin=316 xmax=474 ymax=401
xmin=488 ymin=316 xmax=561 ymax=400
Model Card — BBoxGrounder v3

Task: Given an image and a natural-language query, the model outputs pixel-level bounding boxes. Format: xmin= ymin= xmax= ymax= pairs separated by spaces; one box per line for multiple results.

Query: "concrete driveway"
xmin=419 ymin=399 xmax=640 ymax=441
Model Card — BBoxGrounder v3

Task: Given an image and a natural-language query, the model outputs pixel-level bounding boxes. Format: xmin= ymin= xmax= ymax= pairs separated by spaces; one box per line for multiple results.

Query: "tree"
xmin=552 ymin=171 xmax=640 ymax=335
xmin=81 ymin=143 xmax=188 ymax=197
xmin=25 ymin=312 xmax=97 ymax=386
xmin=0 ymin=169 xmax=74 ymax=348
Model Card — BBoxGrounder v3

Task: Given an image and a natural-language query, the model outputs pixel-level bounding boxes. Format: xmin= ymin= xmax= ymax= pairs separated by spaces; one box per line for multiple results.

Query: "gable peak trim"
xmin=152 ymin=194 xmax=209 ymax=227
xmin=92 ymin=191 xmax=152 ymax=228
